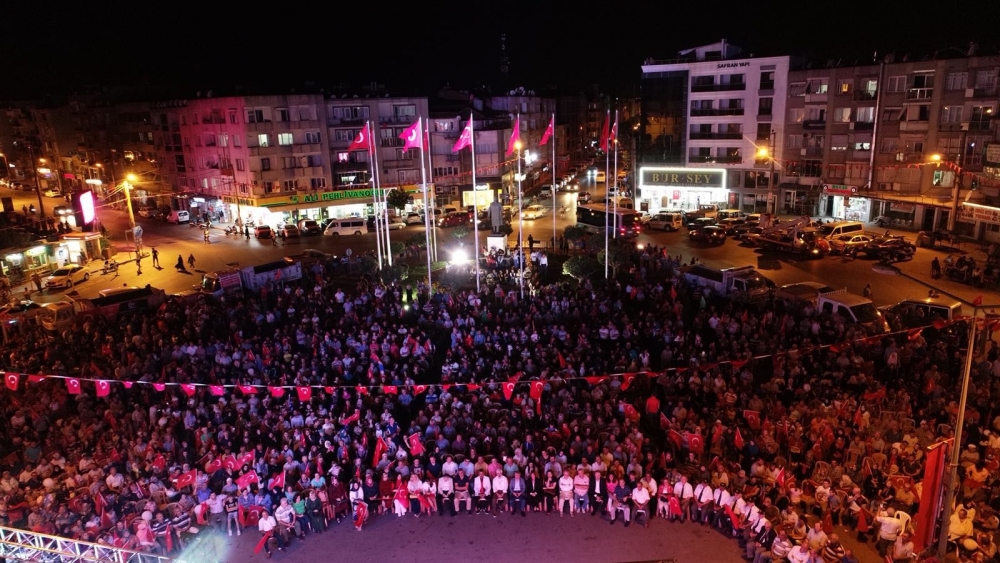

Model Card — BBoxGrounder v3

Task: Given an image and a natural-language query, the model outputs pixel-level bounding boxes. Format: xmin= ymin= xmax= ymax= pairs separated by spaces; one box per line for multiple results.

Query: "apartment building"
xmin=783 ymin=53 xmax=1000 ymax=239
xmin=640 ymin=41 xmax=791 ymax=213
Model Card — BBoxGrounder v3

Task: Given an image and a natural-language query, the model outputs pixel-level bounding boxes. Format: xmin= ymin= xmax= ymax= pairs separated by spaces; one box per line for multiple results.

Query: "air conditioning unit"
xmin=961 ymin=122 xmax=970 ymax=131
xmin=451 ymin=187 xmax=459 ymax=196
xmin=878 ymin=182 xmax=891 ymax=191
xmin=965 ymin=88 xmax=975 ymax=98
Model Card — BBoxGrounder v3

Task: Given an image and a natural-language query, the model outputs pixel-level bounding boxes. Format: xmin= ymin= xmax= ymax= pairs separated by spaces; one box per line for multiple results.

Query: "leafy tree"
xmin=452 ymin=225 xmax=470 ymax=241
xmin=378 ymin=263 xmax=409 ymax=284
xmin=385 ymin=188 xmax=411 ymax=214
xmin=597 ymin=237 xmax=636 ymax=278
xmin=563 ymin=225 xmax=588 ymax=250
xmin=405 ymin=233 xmax=427 ymax=248
xmin=563 ymin=255 xmax=601 ymax=281
xmin=388 ymin=241 xmax=405 ymax=256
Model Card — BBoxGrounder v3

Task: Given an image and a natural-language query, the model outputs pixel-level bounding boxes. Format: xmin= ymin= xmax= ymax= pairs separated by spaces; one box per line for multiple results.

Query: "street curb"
xmin=895 ymin=268 xmax=975 ymax=307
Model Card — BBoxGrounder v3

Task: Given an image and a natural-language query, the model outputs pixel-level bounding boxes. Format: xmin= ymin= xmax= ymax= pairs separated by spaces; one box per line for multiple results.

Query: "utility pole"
xmin=27 ymin=145 xmax=46 ymax=219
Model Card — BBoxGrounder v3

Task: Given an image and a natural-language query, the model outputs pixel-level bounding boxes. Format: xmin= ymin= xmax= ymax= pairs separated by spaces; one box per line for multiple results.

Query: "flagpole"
xmin=417 ymin=117 xmax=433 ymax=286
xmin=425 ymin=123 xmax=438 ymax=263
xmin=613 ymin=109 xmax=619 ymax=239
xmin=366 ymin=121 xmax=383 ymax=269
xmin=516 ymin=114 xmax=524 ymax=299
xmin=470 ymin=114 xmax=480 ymax=292
xmin=373 ymin=135 xmax=391 ymax=267
xmin=604 ymin=109 xmax=610 ymax=279
xmin=551 ymin=112 xmax=557 ymax=254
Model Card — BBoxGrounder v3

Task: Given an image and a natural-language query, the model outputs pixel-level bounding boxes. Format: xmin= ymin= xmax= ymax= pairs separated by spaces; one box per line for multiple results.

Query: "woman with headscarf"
xmin=392 ymin=475 xmax=409 ymax=517
xmin=376 ymin=473 xmax=393 ymax=515
xmin=348 ymin=479 xmax=367 ymax=531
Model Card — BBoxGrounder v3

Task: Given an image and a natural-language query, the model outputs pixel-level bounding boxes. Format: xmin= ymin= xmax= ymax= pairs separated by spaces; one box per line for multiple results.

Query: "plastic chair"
xmin=894 ymin=510 xmax=911 ymax=533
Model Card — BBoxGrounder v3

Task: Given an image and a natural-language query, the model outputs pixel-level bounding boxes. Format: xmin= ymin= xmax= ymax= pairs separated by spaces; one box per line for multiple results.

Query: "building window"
xmin=758 ymin=97 xmax=773 ymax=116
xmin=789 ymin=83 xmax=807 ymax=96
xmin=790 ymin=109 xmax=805 ymax=123
xmin=786 ymin=135 xmax=803 ymax=150
xmin=334 ymin=129 xmax=358 ymax=142
xmin=235 ymin=159 xmax=245 ymax=171
xmin=393 ymin=105 xmax=416 ymax=120
xmin=395 ymin=148 xmax=412 ymax=159
xmin=887 ymin=76 xmax=906 ymax=93
xmin=851 ymin=140 xmax=871 ymax=151
xmin=436 ymin=121 xmax=455 ymax=132
xmin=298 ymin=107 xmax=315 ymax=121
xmin=305 ymin=131 xmax=321 ymax=144
xmin=218 ymin=134 xmax=228 ymax=147
xmin=278 ymin=133 xmax=294 ymax=146
xmin=879 ymin=138 xmax=899 ymax=154
xmin=946 ymin=72 xmax=969 ymax=91
xmin=940 ymin=105 xmax=963 ymax=124
xmin=282 ymin=157 xmax=297 ymax=169
xmin=806 ymin=79 xmax=828 ymax=94
xmin=233 ymin=135 xmax=241 ymax=148
xmin=938 ymin=136 xmax=961 ymax=157
xmin=970 ymin=105 xmax=995 ymax=130
xmin=246 ymin=109 xmax=265 ymax=123
xmin=805 ymin=107 xmax=826 ymax=121
xmin=310 ymin=177 xmax=326 ymax=189
xmin=260 ymin=158 xmax=271 ymax=171
xmin=975 ymin=69 xmax=998 ymax=92
xmin=881 ymin=107 xmax=903 ymax=121
xmin=903 ymin=140 xmax=924 ymax=155
xmin=932 ymin=170 xmax=955 ymax=187
xmin=756 ymin=123 xmax=771 ymax=141
xmin=855 ymin=107 xmax=875 ymax=123
xmin=759 ymin=71 xmax=775 ymax=90
xmin=398 ymin=169 xmax=420 ymax=183
xmin=831 ymin=135 xmax=849 ymax=151
xmin=276 ymin=108 xmax=289 ymax=122
xmin=833 ymin=108 xmax=852 ymax=123
xmin=228 ymin=109 xmax=238 ymax=124
xmin=837 ymin=80 xmax=852 ymax=95
xmin=966 ymin=136 xmax=988 ymax=165
xmin=258 ymin=134 xmax=270 ymax=147
xmin=282 ymin=180 xmax=298 ymax=191
xmin=905 ymin=105 xmax=931 ymax=122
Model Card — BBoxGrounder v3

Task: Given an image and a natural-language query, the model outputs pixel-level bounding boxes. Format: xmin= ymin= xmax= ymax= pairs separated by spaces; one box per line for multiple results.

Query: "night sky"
xmin=2 ymin=0 xmax=995 ymax=100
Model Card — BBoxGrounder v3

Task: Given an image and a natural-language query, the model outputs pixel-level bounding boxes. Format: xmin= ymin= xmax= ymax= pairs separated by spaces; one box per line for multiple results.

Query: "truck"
xmin=754 ymin=215 xmax=830 ymax=257
xmin=681 ymin=265 xmax=772 ymax=303
xmin=40 ymin=285 xmax=168 ymax=332
xmin=200 ymin=258 xmax=303 ymax=297
xmin=816 ymin=289 xmax=890 ymax=334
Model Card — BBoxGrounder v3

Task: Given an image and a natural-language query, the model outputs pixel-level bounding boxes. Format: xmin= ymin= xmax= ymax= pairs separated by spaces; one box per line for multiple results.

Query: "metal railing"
xmin=0 ymin=525 xmax=214 ymax=562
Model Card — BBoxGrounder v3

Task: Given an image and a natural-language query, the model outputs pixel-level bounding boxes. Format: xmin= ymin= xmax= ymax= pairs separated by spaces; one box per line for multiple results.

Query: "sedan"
xmin=277 ymin=224 xmax=301 ymax=238
xmin=828 ymin=234 xmax=872 ymax=254
xmin=404 ymin=212 xmax=424 ymax=225
xmin=53 ymin=205 xmax=73 ymax=216
xmin=520 ymin=205 xmax=548 ymax=220
xmin=739 ymin=227 xmax=766 ymax=244
xmin=43 ymin=189 xmax=62 ymax=198
xmin=45 ymin=265 xmax=90 ymax=289
xmin=254 ymin=225 xmax=273 ymax=239
xmin=689 ymin=226 xmax=727 ymax=245
xmin=436 ymin=212 xmax=470 ymax=228
xmin=387 ymin=216 xmax=407 ymax=230
xmin=862 ymin=237 xmax=916 ymax=260
xmin=0 ymin=301 xmax=45 ymax=322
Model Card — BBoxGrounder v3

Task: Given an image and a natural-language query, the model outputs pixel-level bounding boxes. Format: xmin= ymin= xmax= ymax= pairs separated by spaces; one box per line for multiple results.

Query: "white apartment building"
xmin=639 ymin=41 xmax=791 ymax=213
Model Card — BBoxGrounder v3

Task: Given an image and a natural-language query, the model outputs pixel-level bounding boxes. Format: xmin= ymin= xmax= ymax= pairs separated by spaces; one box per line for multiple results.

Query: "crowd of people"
xmin=0 ymin=242 xmax=998 ymax=562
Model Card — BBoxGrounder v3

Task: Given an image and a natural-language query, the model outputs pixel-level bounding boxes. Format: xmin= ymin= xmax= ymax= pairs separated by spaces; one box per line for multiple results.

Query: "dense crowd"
xmin=0 ymin=244 xmax=997 ymax=562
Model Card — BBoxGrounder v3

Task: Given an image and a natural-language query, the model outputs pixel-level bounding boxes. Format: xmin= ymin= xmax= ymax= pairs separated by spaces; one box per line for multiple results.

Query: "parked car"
xmin=538 ymin=185 xmax=554 ymax=199
xmin=404 ymin=212 xmax=424 ymax=225
xmin=277 ymin=224 xmax=300 ymax=238
xmin=43 ymin=189 xmax=62 ymax=198
xmin=861 ymin=237 xmax=916 ymax=260
xmin=828 ymin=234 xmax=873 ymax=254
xmin=166 ymin=210 xmax=191 ymax=224
xmin=254 ymin=225 xmax=273 ymax=239
xmin=647 ymin=212 xmax=684 ymax=232
xmin=437 ymin=211 xmax=470 ymax=228
xmin=53 ymin=205 xmax=73 ymax=217
xmin=521 ymin=204 xmax=548 ymax=220
xmin=138 ymin=206 xmax=162 ymax=218
xmin=686 ymin=217 xmax=718 ymax=231
xmin=731 ymin=221 xmax=760 ymax=237
xmin=577 ymin=192 xmax=592 ymax=203
xmin=739 ymin=227 xmax=766 ymax=244
xmin=297 ymin=219 xmax=322 ymax=236
xmin=689 ymin=226 xmax=727 ymax=245
xmin=775 ymin=282 xmax=834 ymax=304
xmin=45 ymin=264 xmax=90 ymax=289
xmin=387 ymin=216 xmax=407 ymax=230
xmin=0 ymin=300 xmax=45 ymax=322
xmin=718 ymin=218 xmax=747 ymax=235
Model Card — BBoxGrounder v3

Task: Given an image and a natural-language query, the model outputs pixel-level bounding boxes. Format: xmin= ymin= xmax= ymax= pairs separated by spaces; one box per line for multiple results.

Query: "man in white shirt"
xmin=875 ymin=507 xmax=902 ymax=557
xmin=105 ymin=468 xmax=125 ymax=492
xmin=274 ymin=498 xmax=301 ymax=541
xmin=473 ymin=469 xmax=492 ymax=514
xmin=693 ymin=480 xmax=714 ymax=524
xmin=437 ymin=474 xmax=455 ymax=517
xmin=441 ymin=456 xmax=458 ymax=477
xmin=673 ymin=475 xmax=694 ymax=522
xmin=786 ymin=543 xmax=811 ymax=563
xmin=257 ymin=509 xmax=286 ymax=556
xmin=491 ymin=472 xmax=508 ymax=517
xmin=711 ymin=485 xmax=732 ymax=529
xmin=558 ymin=470 xmax=575 ymax=517
xmin=632 ymin=483 xmax=651 ymax=528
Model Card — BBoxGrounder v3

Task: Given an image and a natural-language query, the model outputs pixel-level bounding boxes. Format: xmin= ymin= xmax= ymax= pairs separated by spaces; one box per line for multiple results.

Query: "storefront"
xmin=56 ymin=232 xmax=103 ymax=265
xmin=958 ymin=202 xmax=1000 ymax=244
xmin=636 ymin=167 xmax=728 ymax=213
xmin=223 ymin=185 xmax=423 ymax=227
xmin=460 ymin=183 xmax=503 ymax=213
xmin=818 ymin=184 xmax=870 ymax=221
xmin=2 ymin=245 xmax=54 ymax=283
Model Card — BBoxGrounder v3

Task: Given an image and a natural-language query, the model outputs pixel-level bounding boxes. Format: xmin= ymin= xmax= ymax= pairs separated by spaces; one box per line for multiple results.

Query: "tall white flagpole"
xmin=470 ymin=114 xmax=480 ymax=292
xmin=613 ymin=109 xmax=619 ymax=238
xmin=516 ymin=114 xmax=524 ymax=299
xmin=366 ymin=121 xmax=383 ymax=269
xmin=425 ymin=122 xmax=438 ymax=262
xmin=417 ymin=117 xmax=432 ymax=285
xmin=551 ymin=112 xmax=557 ymax=254
xmin=371 ymin=129 xmax=391 ymax=267
xmin=604 ymin=109 xmax=610 ymax=279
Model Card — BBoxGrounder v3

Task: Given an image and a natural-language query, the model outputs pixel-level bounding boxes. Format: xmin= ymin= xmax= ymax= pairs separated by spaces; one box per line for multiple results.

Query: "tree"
xmin=385 ymin=188 xmax=411 ymax=214
xmin=388 ymin=241 xmax=405 ymax=256
xmin=452 ymin=225 xmax=470 ymax=241
xmin=405 ymin=233 xmax=426 ymax=248
xmin=597 ymin=237 xmax=635 ymax=278
xmin=562 ymin=255 xmax=601 ymax=281
xmin=563 ymin=225 xmax=588 ymax=251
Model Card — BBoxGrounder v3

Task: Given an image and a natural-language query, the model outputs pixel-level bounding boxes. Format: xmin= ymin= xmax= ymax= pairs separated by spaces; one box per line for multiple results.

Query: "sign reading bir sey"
xmin=640 ymin=167 xmax=726 ymax=189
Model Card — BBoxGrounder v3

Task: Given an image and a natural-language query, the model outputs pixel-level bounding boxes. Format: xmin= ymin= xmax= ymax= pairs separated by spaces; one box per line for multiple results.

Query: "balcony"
xmin=690 ymin=108 xmax=744 ymax=117
xmin=688 ymin=154 xmax=742 ymax=164
xmin=854 ymin=90 xmax=878 ymax=101
xmin=899 ymin=120 xmax=929 ymax=132
xmin=759 ymin=81 xmax=775 ymax=91
xmin=379 ymin=115 xmax=417 ymax=126
xmin=381 ymin=138 xmax=405 ymax=148
xmin=327 ymin=117 xmax=367 ymax=126
xmin=804 ymin=93 xmax=828 ymax=103
xmin=691 ymin=82 xmax=746 ymax=92
xmin=801 ymin=147 xmax=823 ymax=157
xmin=851 ymin=121 xmax=875 ymax=131
xmin=802 ymin=120 xmax=827 ymax=130
xmin=293 ymin=166 xmax=324 ymax=177
xmin=969 ymin=120 xmax=992 ymax=131
xmin=905 ymin=88 xmax=933 ymax=100
xmin=757 ymin=112 xmax=773 ymax=121
xmin=970 ymin=87 xmax=998 ymax=98
xmin=689 ymin=132 xmax=743 ymax=140
xmin=249 ymin=145 xmax=280 ymax=156
xmin=445 ymin=155 xmax=461 ymax=162
xmin=292 ymin=142 xmax=322 ymax=153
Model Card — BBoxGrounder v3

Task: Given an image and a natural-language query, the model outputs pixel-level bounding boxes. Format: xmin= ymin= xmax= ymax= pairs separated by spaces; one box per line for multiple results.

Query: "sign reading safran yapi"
xmin=640 ymin=167 xmax=726 ymax=189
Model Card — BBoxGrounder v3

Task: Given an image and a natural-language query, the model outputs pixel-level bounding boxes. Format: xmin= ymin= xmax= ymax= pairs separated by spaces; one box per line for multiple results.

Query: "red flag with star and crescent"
xmin=372 ymin=437 xmax=388 ymax=467
xmin=173 ymin=469 xmax=197 ymax=489
xmin=210 ymin=385 xmax=225 ymax=396
xmin=95 ymin=380 xmax=111 ymax=397
xmin=734 ymin=427 xmax=745 ymax=450
xmin=268 ymin=386 xmax=285 ymax=398
xmin=505 ymin=116 xmax=521 ymax=156
xmin=236 ymin=471 xmax=259 ymax=490
xmin=238 ymin=451 xmax=255 ymax=469
xmin=400 ymin=120 xmax=423 ymax=152
xmin=180 ymin=384 xmax=196 ymax=397
xmin=743 ymin=410 xmax=761 ymax=430
xmin=348 ymin=123 xmax=370 ymax=152
xmin=296 ymin=387 xmax=312 ymax=402
xmin=407 ymin=433 xmax=425 ymax=456
xmin=539 ymin=115 xmax=554 ymax=146
xmin=620 ymin=372 xmax=637 ymax=391
xmin=66 ymin=378 xmax=81 ymax=395
xmin=502 ymin=382 xmax=515 ymax=401
xmin=685 ymin=432 xmax=704 ymax=455
xmin=222 ymin=455 xmax=239 ymax=471
xmin=668 ymin=429 xmax=683 ymax=450
xmin=530 ymin=380 xmax=544 ymax=415
xmin=269 ymin=471 xmax=286 ymax=491
xmin=452 ymin=116 xmax=473 ymax=152
xmin=5 ymin=373 xmax=18 ymax=391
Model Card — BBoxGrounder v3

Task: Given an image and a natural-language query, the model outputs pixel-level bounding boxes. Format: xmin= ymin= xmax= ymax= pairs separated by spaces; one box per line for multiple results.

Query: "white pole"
xmin=367 ymin=121 xmax=383 ymax=269
xmin=470 ymin=114 xmax=480 ymax=292
xmin=516 ymin=116 xmax=524 ymax=299
xmin=373 ymin=137 xmax=391 ymax=267
xmin=372 ymin=128 xmax=390 ymax=266
xmin=417 ymin=117 xmax=432 ymax=286
xmin=426 ymin=123 xmax=438 ymax=263
xmin=551 ymin=112 xmax=557 ymax=253
xmin=604 ymin=110 xmax=610 ymax=279
xmin=613 ymin=109 xmax=619 ymax=238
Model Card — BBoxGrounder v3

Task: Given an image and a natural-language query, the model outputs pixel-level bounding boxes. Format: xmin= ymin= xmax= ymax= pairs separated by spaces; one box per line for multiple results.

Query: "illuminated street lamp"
xmin=757 ymin=143 xmax=776 ymax=215
xmin=123 ymin=173 xmax=138 ymax=229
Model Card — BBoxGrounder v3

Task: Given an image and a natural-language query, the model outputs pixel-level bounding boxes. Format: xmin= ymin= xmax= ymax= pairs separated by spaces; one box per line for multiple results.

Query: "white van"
xmin=324 ymin=218 xmax=366 ymax=236
xmin=648 ymin=212 xmax=684 ymax=231
xmin=166 ymin=210 xmax=190 ymax=224
xmin=818 ymin=221 xmax=865 ymax=239
xmin=717 ymin=209 xmax=745 ymax=221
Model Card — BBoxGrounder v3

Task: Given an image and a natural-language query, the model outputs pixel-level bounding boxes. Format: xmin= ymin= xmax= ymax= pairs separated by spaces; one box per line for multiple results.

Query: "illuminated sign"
xmin=959 ymin=202 xmax=1000 ymax=225
xmin=639 ymin=167 xmax=726 ymax=189
xmin=76 ymin=191 xmax=95 ymax=224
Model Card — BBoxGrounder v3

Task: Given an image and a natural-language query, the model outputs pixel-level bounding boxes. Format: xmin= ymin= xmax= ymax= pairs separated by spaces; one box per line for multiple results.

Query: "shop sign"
xmin=959 ymin=203 xmax=1000 ymax=225
xmin=889 ymin=202 xmax=915 ymax=213
xmin=640 ymin=167 xmax=725 ymax=189
xmin=986 ymin=144 xmax=1000 ymax=166
xmin=823 ymin=184 xmax=856 ymax=196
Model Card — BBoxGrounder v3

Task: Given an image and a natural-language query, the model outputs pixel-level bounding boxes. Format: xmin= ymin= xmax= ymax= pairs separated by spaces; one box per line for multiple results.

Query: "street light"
xmin=514 ymin=140 xmax=525 ymax=299
xmin=757 ymin=140 xmax=776 ymax=215
xmin=30 ymin=153 xmax=46 ymax=219
xmin=123 ymin=173 xmax=138 ymax=230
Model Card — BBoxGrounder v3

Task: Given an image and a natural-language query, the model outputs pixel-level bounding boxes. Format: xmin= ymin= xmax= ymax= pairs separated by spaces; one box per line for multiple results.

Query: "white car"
xmin=45 ymin=265 xmax=90 ymax=289
xmin=521 ymin=205 xmax=548 ymax=220
xmin=387 ymin=216 xmax=407 ymax=230
xmin=404 ymin=212 xmax=424 ymax=225
xmin=43 ymin=189 xmax=62 ymax=198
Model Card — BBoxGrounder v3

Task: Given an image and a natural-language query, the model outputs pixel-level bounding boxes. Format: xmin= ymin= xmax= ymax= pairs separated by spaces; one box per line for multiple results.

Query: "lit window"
xmin=258 ymin=134 xmax=270 ymax=147
xmin=278 ymin=133 xmax=294 ymax=146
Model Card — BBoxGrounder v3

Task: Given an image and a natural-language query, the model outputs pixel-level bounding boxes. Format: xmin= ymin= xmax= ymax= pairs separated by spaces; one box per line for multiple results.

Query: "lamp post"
xmin=515 ymin=140 xmax=525 ymax=299
xmin=757 ymin=137 xmax=776 ymax=216
xmin=28 ymin=147 xmax=47 ymax=219
xmin=123 ymin=174 xmax=138 ymax=230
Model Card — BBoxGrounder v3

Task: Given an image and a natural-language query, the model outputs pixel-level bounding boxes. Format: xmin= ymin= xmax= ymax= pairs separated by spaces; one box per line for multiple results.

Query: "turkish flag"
xmin=502 ymin=382 xmax=515 ymax=401
xmin=269 ymin=471 xmax=286 ymax=491
xmin=222 ymin=455 xmax=239 ymax=471
xmin=383 ymin=386 xmax=398 ymax=395
xmin=153 ymin=455 xmax=166 ymax=471
xmin=557 ymin=352 xmax=567 ymax=369
xmin=348 ymin=122 xmax=370 ymax=151
xmin=5 ymin=373 xmax=18 ymax=391
xmin=205 ymin=458 xmax=223 ymax=474
xmin=122 ymin=381 xmax=133 ymax=389
xmin=539 ymin=115 xmax=554 ymax=146
xmin=774 ymin=467 xmax=786 ymax=488
xmin=620 ymin=372 xmax=637 ymax=391
xmin=685 ymin=432 xmax=704 ymax=455
xmin=324 ymin=386 xmax=335 ymax=394
xmin=668 ymin=429 xmax=684 ymax=450
xmin=452 ymin=117 xmax=473 ymax=152
xmin=413 ymin=385 xmax=427 ymax=396
xmin=973 ymin=295 xmax=984 ymax=306
xmin=153 ymin=383 xmax=166 ymax=392
xmin=505 ymin=116 xmax=521 ymax=156
xmin=584 ymin=376 xmax=608 ymax=386
xmin=237 ymin=451 xmax=255 ymax=468
xmin=734 ymin=427 xmax=745 ymax=450
xmin=180 ymin=384 xmax=196 ymax=397
xmin=466 ymin=384 xmax=480 ymax=391
xmin=342 ymin=411 xmax=360 ymax=425
xmin=372 ymin=437 xmax=388 ymax=467
xmin=529 ymin=380 xmax=544 ymax=402
xmin=209 ymin=385 xmax=225 ymax=396
xmin=743 ymin=410 xmax=761 ymax=430
xmin=236 ymin=471 xmax=259 ymax=490
xmin=731 ymin=359 xmax=748 ymax=369
xmin=268 ymin=386 xmax=285 ymax=398
xmin=624 ymin=404 xmax=640 ymax=422
xmin=66 ymin=378 xmax=81 ymax=395
xmin=95 ymin=380 xmax=111 ymax=397
xmin=239 ymin=385 xmax=257 ymax=395
xmin=356 ymin=386 xmax=368 ymax=395
xmin=407 ymin=433 xmax=425 ymax=456
xmin=173 ymin=469 xmax=197 ymax=489
xmin=907 ymin=328 xmax=923 ymax=341
xmin=296 ymin=387 xmax=312 ymax=402
xmin=27 ymin=375 xmax=46 ymax=384
xmin=660 ymin=412 xmax=670 ymax=429
xmin=399 ymin=119 xmax=423 ymax=152
xmin=599 ymin=113 xmax=610 ymax=152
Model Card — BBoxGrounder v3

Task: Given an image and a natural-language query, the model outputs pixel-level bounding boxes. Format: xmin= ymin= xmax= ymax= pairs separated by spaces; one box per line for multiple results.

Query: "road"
xmin=0 ymin=175 xmax=984 ymax=309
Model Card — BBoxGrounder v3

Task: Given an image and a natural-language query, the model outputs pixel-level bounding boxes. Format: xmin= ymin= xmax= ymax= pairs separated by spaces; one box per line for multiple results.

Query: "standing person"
xmin=863 ymin=283 xmax=872 ymax=300
xmin=135 ymin=254 xmax=142 ymax=276
xmin=224 ymin=493 xmax=241 ymax=536
xmin=203 ymin=229 xmax=210 ymax=244
xmin=187 ymin=254 xmax=196 ymax=270
xmin=151 ymin=247 xmax=160 ymax=268
xmin=244 ymin=226 xmax=250 ymax=241
xmin=931 ymin=256 xmax=941 ymax=279
xmin=175 ymin=255 xmax=185 ymax=271
xmin=30 ymin=272 xmax=42 ymax=293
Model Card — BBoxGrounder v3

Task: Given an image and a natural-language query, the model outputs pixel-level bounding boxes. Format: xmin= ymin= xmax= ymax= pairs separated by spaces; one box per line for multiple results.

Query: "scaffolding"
xmin=0 ymin=525 xmax=218 ymax=562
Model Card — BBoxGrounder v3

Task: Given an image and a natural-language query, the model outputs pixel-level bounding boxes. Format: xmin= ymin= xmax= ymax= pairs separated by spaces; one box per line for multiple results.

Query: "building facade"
xmin=639 ymin=41 xmax=791 ymax=213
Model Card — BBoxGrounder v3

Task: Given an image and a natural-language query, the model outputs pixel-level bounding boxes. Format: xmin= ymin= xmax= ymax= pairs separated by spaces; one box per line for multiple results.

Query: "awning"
xmin=868 ymin=190 xmax=954 ymax=209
